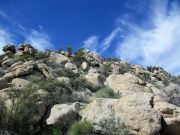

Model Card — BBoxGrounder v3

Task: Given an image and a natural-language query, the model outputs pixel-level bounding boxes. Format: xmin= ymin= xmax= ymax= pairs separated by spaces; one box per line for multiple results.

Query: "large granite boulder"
xmin=106 ymin=73 xmax=152 ymax=96
xmin=3 ymin=44 xmax=16 ymax=53
xmin=85 ymin=69 xmax=104 ymax=87
xmin=50 ymin=52 xmax=69 ymax=64
xmin=46 ymin=102 xmax=80 ymax=126
xmin=81 ymin=92 xmax=161 ymax=135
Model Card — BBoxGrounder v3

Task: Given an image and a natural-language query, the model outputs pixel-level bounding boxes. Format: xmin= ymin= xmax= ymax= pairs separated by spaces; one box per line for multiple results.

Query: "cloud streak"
xmin=0 ymin=27 xmax=14 ymax=54
xmin=116 ymin=0 xmax=180 ymax=75
xmin=25 ymin=29 xmax=54 ymax=51
xmin=83 ymin=0 xmax=180 ymax=75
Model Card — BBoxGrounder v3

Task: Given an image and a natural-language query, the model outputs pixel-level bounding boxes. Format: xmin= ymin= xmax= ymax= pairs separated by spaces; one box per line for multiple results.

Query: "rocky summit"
xmin=0 ymin=44 xmax=179 ymax=135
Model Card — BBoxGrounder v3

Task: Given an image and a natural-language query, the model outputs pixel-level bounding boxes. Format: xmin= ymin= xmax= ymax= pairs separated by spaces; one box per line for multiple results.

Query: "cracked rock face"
xmin=81 ymin=93 xmax=161 ymax=135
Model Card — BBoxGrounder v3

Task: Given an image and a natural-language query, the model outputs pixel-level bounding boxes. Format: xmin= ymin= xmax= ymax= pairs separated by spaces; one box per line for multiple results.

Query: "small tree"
xmin=67 ymin=47 xmax=72 ymax=56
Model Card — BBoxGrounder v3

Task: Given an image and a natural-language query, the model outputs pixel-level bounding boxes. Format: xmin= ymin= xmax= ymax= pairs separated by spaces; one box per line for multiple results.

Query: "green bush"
xmin=73 ymin=48 xmax=86 ymax=67
xmin=14 ymin=54 xmax=34 ymax=62
xmin=137 ymin=72 xmax=150 ymax=82
xmin=99 ymin=117 xmax=129 ymax=135
xmin=96 ymin=87 xmax=120 ymax=99
xmin=70 ymin=77 xmax=94 ymax=91
xmin=0 ymin=85 xmax=39 ymax=135
xmin=41 ymin=126 xmax=62 ymax=135
xmin=68 ymin=120 xmax=94 ymax=135
xmin=100 ymin=62 xmax=112 ymax=77
xmin=0 ymin=68 xmax=5 ymax=77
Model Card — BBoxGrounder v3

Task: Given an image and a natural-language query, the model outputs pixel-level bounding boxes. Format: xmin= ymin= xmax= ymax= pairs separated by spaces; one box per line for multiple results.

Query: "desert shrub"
xmin=73 ymin=48 xmax=86 ymax=67
xmin=37 ymin=79 xmax=73 ymax=103
xmin=96 ymin=87 xmax=120 ymax=99
xmin=41 ymin=126 xmax=62 ymax=135
xmin=14 ymin=54 xmax=34 ymax=62
xmin=53 ymin=66 xmax=78 ymax=78
xmin=0 ymin=68 xmax=5 ymax=77
xmin=137 ymin=72 xmax=150 ymax=82
xmin=34 ymin=52 xmax=47 ymax=60
xmin=68 ymin=120 xmax=94 ymax=135
xmin=67 ymin=47 xmax=72 ymax=56
xmin=99 ymin=116 xmax=129 ymax=135
xmin=0 ymin=85 xmax=39 ymax=135
xmin=100 ymin=62 xmax=112 ymax=77
xmin=70 ymin=77 xmax=95 ymax=91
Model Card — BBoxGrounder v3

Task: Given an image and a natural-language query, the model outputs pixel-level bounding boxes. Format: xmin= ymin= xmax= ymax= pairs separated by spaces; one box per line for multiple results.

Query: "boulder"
xmin=81 ymin=92 xmax=161 ymax=135
xmin=1 ymin=58 xmax=14 ymax=67
xmin=85 ymin=71 xmax=104 ymax=87
xmin=33 ymin=89 xmax=52 ymax=123
xmin=17 ymin=44 xmax=36 ymax=55
xmin=65 ymin=62 xmax=77 ymax=70
xmin=106 ymin=73 xmax=152 ymax=96
xmin=50 ymin=52 xmax=69 ymax=64
xmin=57 ymin=76 xmax=70 ymax=83
xmin=12 ymin=78 xmax=30 ymax=88
xmin=154 ymin=101 xmax=180 ymax=135
xmin=81 ymin=61 xmax=88 ymax=70
xmin=3 ymin=44 xmax=16 ymax=53
xmin=2 ymin=60 xmax=35 ymax=81
xmin=36 ymin=62 xmax=54 ymax=78
xmin=46 ymin=102 xmax=80 ymax=126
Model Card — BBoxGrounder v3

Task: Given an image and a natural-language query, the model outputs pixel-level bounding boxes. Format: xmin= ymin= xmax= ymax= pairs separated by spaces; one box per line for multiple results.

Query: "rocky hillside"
xmin=0 ymin=44 xmax=179 ymax=135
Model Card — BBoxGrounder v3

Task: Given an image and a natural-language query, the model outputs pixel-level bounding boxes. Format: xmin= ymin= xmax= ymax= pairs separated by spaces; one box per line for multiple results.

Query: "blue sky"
xmin=0 ymin=0 xmax=180 ymax=75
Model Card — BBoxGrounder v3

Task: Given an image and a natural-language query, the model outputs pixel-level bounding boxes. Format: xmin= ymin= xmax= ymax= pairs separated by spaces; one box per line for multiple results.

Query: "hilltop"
xmin=0 ymin=44 xmax=179 ymax=135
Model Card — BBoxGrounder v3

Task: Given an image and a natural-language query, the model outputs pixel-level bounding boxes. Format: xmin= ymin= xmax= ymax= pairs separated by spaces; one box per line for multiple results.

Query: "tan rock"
xmin=81 ymin=92 xmax=161 ymax=135
xmin=50 ymin=52 xmax=69 ymax=64
xmin=46 ymin=102 xmax=80 ymax=126
xmin=36 ymin=62 xmax=54 ymax=78
xmin=154 ymin=101 xmax=180 ymax=135
xmin=12 ymin=78 xmax=30 ymax=88
xmin=106 ymin=73 xmax=152 ymax=96
xmin=65 ymin=62 xmax=77 ymax=70
xmin=85 ymin=72 xmax=104 ymax=87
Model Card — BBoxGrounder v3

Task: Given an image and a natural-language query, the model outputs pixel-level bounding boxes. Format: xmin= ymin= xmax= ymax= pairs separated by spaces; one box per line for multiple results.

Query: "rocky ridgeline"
xmin=0 ymin=44 xmax=179 ymax=135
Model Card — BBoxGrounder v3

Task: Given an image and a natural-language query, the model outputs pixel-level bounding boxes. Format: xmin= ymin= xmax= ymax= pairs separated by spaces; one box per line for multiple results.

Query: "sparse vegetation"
xmin=96 ymin=87 xmax=120 ymax=99
xmin=0 ymin=85 xmax=39 ymax=135
xmin=99 ymin=116 xmax=129 ymax=135
xmin=137 ymin=72 xmax=150 ymax=82
xmin=73 ymin=48 xmax=86 ymax=67
xmin=68 ymin=120 xmax=94 ymax=135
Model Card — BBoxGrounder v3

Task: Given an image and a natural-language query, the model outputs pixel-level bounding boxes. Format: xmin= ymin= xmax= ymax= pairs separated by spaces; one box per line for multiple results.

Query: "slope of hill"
xmin=0 ymin=44 xmax=180 ymax=135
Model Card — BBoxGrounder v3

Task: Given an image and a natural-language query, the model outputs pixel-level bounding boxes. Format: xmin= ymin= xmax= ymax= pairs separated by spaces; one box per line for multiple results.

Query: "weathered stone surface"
xmin=3 ymin=44 xmax=16 ymax=53
xmin=154 ymin=101 xmax=180 ymax=135
xmin=106 ymin=73 xmax=152 ymax=96
xmin=17 ymin=44 xmax=36 ymax=55
xmin=85 ymin=70 xmax=104 ymax=87
xmin=65 ymin=62 xmax=77 ymax=70
xmin=81 ymin=92 xmax=161 ymax=135
xmin=81 ymin=61 xmax=88 ymax=70
xmin=36 ymin=62 xmax=54 ymax=78
xmin=12 ymin=78 xmax=30 ymax=88
xmin=33 ymin=89 xmax=52 ymax=123
xmin=46 ymin=102 xmax=80 ymax=126
xmin=2 ymin=58 xmax=14 ymax=67
xmin=2 ymin=60 xmax=35 ymax=81
xmin=50 ymin=52 xmax=69 ymax=64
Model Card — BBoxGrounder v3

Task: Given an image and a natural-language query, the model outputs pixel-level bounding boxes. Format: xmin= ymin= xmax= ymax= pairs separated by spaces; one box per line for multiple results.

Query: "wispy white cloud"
xmin=83 ymin=0 xmax=180 ymax=75
xmin=83 ymin=36 xmax=99 ymax=52
xmin=116 ymin=0 xmax=180 ymax=75
xmin=99 ymin=27 xmax=121 ymax=54
xmin=25 ymin=29 xmax=54 ymax=51
xmin=0 ymin=27 xmax=14 ymax=54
